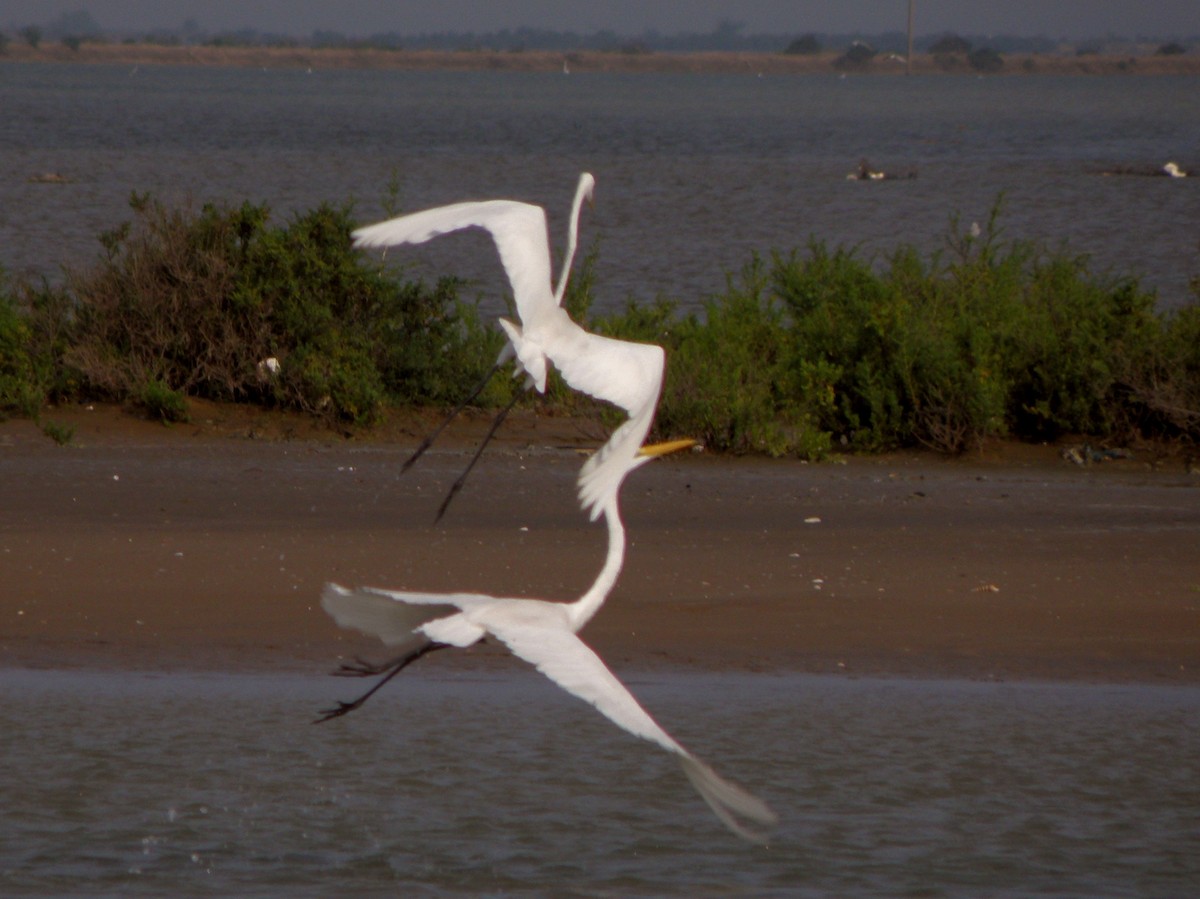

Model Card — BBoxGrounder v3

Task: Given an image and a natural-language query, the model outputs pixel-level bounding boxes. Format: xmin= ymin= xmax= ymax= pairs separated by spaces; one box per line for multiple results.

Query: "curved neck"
xmin=567 ymin=497 xmax=625 ymax=632
xmin=552 ymin=176 xmax=591 ymax=305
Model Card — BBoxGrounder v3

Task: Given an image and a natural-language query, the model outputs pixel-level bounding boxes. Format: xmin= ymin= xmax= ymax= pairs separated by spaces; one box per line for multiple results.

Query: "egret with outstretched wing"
xmin=352 ymin=174 xmax=661 ymax=519
xmin=318 ymin=440 xmax=776 ymax=843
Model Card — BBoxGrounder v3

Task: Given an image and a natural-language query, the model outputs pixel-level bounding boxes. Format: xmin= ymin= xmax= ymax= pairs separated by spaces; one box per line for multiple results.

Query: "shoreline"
xmin=5 ymin=43 xmax=1200 ymax=76
xmin=3 ymin=403 xmax=1198 ymax=685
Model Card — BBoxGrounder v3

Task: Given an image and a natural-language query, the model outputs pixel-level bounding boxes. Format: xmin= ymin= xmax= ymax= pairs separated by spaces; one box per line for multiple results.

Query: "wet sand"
xmin=2 ymin=404 xmax=1198 ymax=683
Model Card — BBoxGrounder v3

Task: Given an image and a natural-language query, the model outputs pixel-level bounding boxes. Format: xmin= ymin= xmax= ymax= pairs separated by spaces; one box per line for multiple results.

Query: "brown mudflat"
xmin=3 ymin=403 xmax=1198 ymax=683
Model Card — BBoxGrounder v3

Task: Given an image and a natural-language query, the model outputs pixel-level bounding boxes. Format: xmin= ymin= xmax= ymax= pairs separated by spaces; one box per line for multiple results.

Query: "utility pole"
xmin=907 ymin=0 xmax=915 ymax=75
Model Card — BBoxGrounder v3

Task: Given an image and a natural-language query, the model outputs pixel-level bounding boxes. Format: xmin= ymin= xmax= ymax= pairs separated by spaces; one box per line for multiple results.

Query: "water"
xmin=1 ymin=667 xmax=1196 ymax=896
xmin=2 ymin=64 xmax=1198 ymax=311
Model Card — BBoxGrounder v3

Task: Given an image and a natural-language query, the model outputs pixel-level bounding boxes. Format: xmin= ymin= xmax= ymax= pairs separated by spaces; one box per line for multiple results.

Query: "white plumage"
xmin=323 ymin=175 xmax=775 ymax=841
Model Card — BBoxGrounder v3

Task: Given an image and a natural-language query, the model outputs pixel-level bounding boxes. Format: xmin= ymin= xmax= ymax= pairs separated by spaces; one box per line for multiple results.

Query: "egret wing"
xmin=548 ymin=334 xmax=665 ymax=517
xmin=353 ymin=200 xmax=556 ymax=327
xmin=486 ymin=618 xmax=778 ymax=842
xmin=548 ymin=329 xmax=664 ymax=415
xmin=322 ymin=583 xmax=471 ymax=648
xmin=486 ymin=616 xmax=685 ymax=755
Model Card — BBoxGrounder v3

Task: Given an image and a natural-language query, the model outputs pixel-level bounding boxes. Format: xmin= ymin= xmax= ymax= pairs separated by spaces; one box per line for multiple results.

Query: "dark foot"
xmin=331 ymin=656 xmax=392 ymax=677
xmin=314 ymin=698 xmax=366 ymax=724
xmin=313 ymin=641 xmax=446 ymax=725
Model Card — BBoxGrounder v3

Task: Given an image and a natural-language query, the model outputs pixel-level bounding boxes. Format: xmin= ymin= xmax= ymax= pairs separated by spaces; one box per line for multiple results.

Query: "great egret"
xmin=318 ymin=439 xmax=776 ymax=843
xmin=354 ymin=173 xmax=628 ymax=519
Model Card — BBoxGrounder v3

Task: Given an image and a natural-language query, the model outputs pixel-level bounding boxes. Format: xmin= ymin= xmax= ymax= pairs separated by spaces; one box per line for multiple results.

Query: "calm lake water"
xmin=2 ymin=63 xmax=1198 ymax=311
xmin=1 ymin=668 xmax=1197 ymax=897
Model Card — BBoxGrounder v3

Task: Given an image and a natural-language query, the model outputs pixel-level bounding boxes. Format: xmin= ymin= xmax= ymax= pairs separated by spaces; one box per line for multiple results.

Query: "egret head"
xmin=579 ymin=172 xmax=596 ymax=206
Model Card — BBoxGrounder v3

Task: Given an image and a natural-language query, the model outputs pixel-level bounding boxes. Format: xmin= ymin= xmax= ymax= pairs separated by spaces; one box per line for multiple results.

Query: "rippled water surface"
xmin=1 ymin=668 xmax=1197 ymax=896
xmin=2 ymin=65 xmax=1198 ymax=310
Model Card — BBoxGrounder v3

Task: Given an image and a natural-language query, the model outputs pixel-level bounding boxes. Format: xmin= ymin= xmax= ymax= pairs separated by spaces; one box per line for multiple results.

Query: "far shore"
xmin=4 ymin=42 xmax=1200 ymax=76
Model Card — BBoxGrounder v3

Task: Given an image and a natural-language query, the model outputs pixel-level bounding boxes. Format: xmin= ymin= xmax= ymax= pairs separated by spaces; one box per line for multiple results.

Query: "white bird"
xmin=353 ymin=173 xmax=661 ymax=520
xmin=318 ymin=437 xmax=776 ymax=843
xmin=329 ymin=175 xmax=774 ymax=839
xmin=1163 ymin=161 xmax=1188 ymax=178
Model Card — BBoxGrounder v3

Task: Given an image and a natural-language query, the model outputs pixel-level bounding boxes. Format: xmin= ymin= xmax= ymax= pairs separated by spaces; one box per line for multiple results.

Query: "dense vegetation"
xmin=2 ymin=194 xmax=1197 ymax=455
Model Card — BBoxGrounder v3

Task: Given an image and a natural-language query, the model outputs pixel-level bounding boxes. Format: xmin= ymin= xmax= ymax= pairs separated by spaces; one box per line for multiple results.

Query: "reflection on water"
xmin=1 ymin=668 xmax=1196 ymax=896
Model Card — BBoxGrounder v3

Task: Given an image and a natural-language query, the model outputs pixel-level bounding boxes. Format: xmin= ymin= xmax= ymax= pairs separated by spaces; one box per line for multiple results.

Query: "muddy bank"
xmin=2 ymin=404 xmax=1198 ymax=683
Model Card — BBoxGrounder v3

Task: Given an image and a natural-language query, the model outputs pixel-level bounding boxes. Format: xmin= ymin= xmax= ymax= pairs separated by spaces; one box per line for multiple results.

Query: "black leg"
xmin=434 ymin=390 xmax=520 ymax=524
xmin=313 ymin=642 xmax=446 ymax=724
xmin=331 ymin=656 xmax=398 ymax=677
xmin=401 ymin=363 xmax=500 ymax=474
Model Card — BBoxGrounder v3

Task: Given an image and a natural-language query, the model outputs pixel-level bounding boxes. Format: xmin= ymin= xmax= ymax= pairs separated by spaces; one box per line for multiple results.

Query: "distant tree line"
xmin=1 ymin=9 xmax=1194 ymax=58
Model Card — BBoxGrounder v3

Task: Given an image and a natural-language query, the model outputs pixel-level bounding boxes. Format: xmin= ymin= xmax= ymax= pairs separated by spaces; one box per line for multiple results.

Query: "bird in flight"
xmin=352 ymin=173 xmax=659 ymax=521
xmin=326 ymin=175 xmax=774 ymax=840
xmin=318 ymin=435 xmax=775 ymax=842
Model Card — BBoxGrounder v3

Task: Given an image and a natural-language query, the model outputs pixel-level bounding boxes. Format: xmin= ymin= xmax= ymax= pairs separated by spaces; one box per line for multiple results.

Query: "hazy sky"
xmin=5 ymin=0 xmax=1200 ymax=39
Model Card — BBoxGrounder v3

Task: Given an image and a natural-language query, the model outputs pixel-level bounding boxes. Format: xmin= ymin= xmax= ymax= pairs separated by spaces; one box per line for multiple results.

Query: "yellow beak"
xmin=637 ymin=438 xmax=698 ymax=457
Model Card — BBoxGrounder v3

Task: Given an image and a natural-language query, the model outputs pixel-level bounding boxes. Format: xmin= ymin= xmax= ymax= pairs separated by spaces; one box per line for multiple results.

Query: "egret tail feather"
xmin=679 ymin=755 xmax=778 ymax=844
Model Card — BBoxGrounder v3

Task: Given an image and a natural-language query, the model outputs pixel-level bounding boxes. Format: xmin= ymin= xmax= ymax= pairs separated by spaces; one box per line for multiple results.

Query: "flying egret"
xmin=353 ymin=173 xmax=626 ymax=519
xmin=318 ymin=438 xmax=776 ymax=843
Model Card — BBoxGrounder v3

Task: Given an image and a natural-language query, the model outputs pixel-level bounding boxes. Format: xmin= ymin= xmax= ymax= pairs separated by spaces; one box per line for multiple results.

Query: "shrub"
xmin=645 ymin=259 xmax=830 ymax=457
xmin=4 ymin=193 xmax=1196 ymax=455
xmin=784 ymin=34 xmax=821 ymax=56
xmin=968 ymin=47 xmax=1004 ymax=73
xmin=833 ymin=42 xmax=876 ymax=72
xmin=63 ymin=194 xmax=496 ymax=425
xmin=0 ymin=289 xmax=43 ymax=418
xmin=40 ymin=420 xmax=75 ymax=445
xmin=138 ymin=379 xmax=189 ymax=423
xmin=0 ymin=274 xmax=76 ymax=418
xmin=1122 ymin=298 xmax=1200 ymax=441
xmin=759 ymin=204 xmax=1174 ymax=453
xmin=928 ymin=34 xmax=972 ymax=55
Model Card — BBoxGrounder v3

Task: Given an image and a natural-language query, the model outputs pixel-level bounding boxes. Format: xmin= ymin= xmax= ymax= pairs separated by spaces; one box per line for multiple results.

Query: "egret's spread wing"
xmin=353 ymin=200 xmax=556 ymax=327
xmin=549 ymin=330 xmax=664 ymax=416
xmin=486 ymin=616 xmax=685 ymax=755
xmin=548 ymin=335 xmax=665 ymax=518
xmin=321 ymin=583 xmax=472 ymax=648
xmin=486 ymin=618 xmax=777 ymax=842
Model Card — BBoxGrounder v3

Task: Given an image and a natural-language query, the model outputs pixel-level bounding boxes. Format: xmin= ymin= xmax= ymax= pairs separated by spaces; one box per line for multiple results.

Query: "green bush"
xmin=765 ymin=213 xmax=1172 ymax=452
xmin=1 ymin=194 xmax=1196 ymax=454
xmin=0 ymin=274 xmax=75 ymax=418
xmin=664 ymin=260 xmax=831 ymax=456
xmin=138 ymin=378 xmax=190 ymax=423
xmin=0 ymin=289 xmax=43 ymax=418
xmin=1122 ymin=297 xmax=1200 ymax=440
xmin=40 ymin=420 xmax=75 ymax=445
xmin=62 ymin=194 xmax=496 ymax=424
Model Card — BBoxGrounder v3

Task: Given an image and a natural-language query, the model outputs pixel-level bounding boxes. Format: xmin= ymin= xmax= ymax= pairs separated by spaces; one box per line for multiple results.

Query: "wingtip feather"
xmin=679 ymin=755 xmax=778 ymax=845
